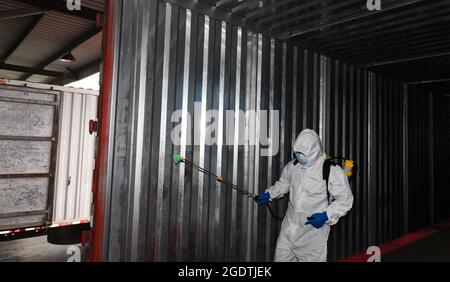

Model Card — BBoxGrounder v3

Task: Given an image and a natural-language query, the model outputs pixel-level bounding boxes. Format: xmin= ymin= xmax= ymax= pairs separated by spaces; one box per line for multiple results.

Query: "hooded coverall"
xmin=266 ymin=129 xmax=354 ymax=262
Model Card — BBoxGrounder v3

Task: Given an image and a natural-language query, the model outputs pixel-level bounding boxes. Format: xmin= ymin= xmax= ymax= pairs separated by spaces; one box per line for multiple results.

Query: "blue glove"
xmin=255 ymin=192 xmax=270 ymax=205
xmin=305 ymin=212 xmax=328 ymax=229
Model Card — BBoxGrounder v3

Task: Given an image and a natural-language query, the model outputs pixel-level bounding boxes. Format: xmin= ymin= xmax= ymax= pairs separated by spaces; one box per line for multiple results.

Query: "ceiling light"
xmin=60 ymin=52 xmax=76 ymax=63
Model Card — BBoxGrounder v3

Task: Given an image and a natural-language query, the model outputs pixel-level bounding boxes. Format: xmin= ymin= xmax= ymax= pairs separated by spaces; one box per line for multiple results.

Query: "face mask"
xmin=295 ymin=153 xmax=309 ymax=166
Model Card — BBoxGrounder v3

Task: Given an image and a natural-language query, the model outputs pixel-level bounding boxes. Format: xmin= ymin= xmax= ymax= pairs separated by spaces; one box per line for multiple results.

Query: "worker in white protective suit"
xmin=255 ymin=129 xmax=353 ymax=262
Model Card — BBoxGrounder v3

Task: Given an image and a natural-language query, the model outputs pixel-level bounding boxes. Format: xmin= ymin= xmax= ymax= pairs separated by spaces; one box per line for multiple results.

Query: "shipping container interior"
xmin=0 ymin=0 xmax=450 ymax=262
xmin=93 ymin=0 xmax=450 ymax=262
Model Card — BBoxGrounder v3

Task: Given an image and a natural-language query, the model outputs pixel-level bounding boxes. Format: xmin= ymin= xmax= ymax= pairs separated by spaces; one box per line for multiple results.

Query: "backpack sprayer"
xmin=323 ymin=156 xmax=357 ymax=183
xmin=172 ymin=154 xmax=284 ymax=219
xmin=173 ymin=154 xmax=357 ymax=220
xmin=323 ymin=156 xmax=357 ymax=203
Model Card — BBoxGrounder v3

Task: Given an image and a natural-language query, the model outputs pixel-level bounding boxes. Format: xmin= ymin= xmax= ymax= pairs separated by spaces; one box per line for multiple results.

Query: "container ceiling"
xmin=173 ymin=0 xmax=450 ymax=90
xmin=1 ymin=0 xmax=448 ymax=90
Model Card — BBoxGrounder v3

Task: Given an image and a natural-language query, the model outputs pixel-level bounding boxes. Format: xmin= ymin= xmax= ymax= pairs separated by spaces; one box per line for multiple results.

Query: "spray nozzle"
xmin=173 ymin=154 xmax=184 ymax=165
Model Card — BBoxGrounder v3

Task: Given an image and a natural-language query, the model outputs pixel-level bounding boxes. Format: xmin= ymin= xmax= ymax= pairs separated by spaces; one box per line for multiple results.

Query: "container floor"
xmin=383 ymin=227 xmax=450 ymax=262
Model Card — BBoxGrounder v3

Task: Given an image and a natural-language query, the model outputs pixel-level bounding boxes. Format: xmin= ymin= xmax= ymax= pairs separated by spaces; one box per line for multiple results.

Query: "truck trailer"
xmin=0 ymin=79 xmax=97 ymax=245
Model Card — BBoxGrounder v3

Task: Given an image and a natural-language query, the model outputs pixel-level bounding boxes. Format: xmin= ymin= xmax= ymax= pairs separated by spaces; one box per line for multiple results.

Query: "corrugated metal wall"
xmin=105 ymin=0 xmax=323 ymax=262
xmin=53 ymin=91 xmax=98 ymax=223
xmin=433 ymin=94 xmax=450 ymax=222
xmin=407 ymin=86 xmax=433 ymax=231
xmin=408 ymin=85 xmax=450 ymax=231
xmin=406 ymin=86 xmax=450 ymax=229
xmin=324 ymin=61 xmax=371 ymax=261
xmin=100 ymin=0 xmax=450 ymax=261
xmin=370 ymin=75 xmax=405 ymax=246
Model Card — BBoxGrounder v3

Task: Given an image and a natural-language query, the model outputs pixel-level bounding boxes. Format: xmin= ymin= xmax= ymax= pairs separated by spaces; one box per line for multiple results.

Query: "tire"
xmin=47 ymin=224 xmax=90 ymax=245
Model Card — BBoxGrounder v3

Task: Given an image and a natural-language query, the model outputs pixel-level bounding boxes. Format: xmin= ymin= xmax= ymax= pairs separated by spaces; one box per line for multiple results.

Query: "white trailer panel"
xmin=53 ymin=91 xmax=97 ymax=224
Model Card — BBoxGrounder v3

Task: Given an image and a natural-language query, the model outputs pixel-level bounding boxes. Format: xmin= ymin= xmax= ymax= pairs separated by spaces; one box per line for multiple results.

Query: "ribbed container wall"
xmin=324 ymin=61 xmax=371 ymax=261
xmin=407 ymin=86 xmax=432 ymax=231
xmin=433 ymin=95 xmax=450 ymax=222
xmin=370 ymin=75 xmax=405 ymax=245
xmin=407 ymin=86 xmax=450 ymax=229
xmin=101 ymin=0 xmax=450 ymax=262
xmin=105 ymin=0 xmax=322 ymax=262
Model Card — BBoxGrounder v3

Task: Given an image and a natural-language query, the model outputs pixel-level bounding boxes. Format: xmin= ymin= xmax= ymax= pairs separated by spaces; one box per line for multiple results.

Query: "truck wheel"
xmin=47 ymin=224 xmax=90 ymax=245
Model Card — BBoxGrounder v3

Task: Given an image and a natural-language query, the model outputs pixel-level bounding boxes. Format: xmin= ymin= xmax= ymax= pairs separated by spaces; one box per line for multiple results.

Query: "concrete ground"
xmin=0 ymin=235 xmax=83 ymax=262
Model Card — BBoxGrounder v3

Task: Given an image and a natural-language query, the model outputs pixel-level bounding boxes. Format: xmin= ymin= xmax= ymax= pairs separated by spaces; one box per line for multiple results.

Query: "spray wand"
xmin=172 ymin=154 xmax=283 ymax=220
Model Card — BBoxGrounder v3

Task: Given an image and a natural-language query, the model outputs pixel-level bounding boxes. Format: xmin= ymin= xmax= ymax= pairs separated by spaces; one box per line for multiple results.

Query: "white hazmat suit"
xmin=266 ymin=129 xmax=353 ymax=262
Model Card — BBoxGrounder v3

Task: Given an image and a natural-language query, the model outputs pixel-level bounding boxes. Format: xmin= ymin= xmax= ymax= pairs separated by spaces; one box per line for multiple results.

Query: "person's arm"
xmin=265 ymin=162 xmax=292 ymax=200
xmin=326 ymin=165 xmax=354 ymax=225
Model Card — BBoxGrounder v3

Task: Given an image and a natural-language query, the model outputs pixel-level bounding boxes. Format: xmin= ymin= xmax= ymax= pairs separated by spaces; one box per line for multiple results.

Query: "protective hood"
xmin=293 ymin=129 xmax=324 ymax=167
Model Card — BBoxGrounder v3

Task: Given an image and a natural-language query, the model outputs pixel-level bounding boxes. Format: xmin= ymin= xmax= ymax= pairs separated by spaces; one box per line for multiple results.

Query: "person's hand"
xmin=255 ymin=192 xmax=271 ymax=205
xmin=305 ymin=212 xmax=328 ymax=228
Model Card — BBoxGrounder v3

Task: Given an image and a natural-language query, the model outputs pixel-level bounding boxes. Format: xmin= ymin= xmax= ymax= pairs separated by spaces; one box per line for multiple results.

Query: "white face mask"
xmin=295 ymin=152 xmax=309 ymax=166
